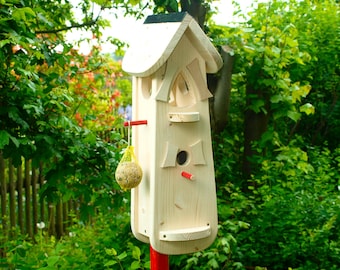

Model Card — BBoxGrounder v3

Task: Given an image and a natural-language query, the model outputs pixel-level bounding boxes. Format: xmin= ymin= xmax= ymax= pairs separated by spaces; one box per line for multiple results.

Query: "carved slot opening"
xmin=141 ymin=76 xmax=152 ymax=99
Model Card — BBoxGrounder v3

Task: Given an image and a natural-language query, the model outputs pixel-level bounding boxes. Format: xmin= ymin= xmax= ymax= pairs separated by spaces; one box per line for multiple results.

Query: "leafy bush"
xmin=172 ymin=133 xmax=339 ymax=270
xmin=2 ymin=204 xmax=151 ymax=270
xmin=234 ymin=142 xmax=340 ymax=269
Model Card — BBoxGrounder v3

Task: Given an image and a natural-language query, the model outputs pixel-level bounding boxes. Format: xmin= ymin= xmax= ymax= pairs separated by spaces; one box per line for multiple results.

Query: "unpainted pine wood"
xmin=122 ymin=13 xmax=222 ymax=77
xmin=131 ymin=34 xmax=218 ymax=255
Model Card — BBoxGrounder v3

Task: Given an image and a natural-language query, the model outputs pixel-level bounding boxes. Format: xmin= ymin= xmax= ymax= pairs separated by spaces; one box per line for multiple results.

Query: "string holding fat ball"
xmin=115 ymin=120 xmax=143 ymax=190
xmin=128 ymin=120 xmax=131 ymax=147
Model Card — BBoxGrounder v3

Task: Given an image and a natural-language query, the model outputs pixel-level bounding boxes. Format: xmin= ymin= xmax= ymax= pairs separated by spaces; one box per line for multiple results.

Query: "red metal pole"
xmin=150 ymin=245 xmax=169 ymax=270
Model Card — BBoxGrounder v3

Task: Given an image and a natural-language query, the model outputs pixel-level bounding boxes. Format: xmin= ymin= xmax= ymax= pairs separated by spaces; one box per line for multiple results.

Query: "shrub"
xmin=235 ymin=143 xmax=340 ymax=269
xmin=2 ymin=205 xmax=150 ymax=270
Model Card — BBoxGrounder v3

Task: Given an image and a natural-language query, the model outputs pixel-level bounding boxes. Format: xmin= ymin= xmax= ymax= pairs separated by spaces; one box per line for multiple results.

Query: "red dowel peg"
xmin=124 ymin=120 xmax=148 ymax=127
xmin=181 ymin=171 xmax=195 ymax=180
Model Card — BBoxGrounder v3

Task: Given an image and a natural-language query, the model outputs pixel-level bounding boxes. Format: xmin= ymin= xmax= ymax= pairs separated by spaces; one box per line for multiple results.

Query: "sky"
xmin=67 ymin=0 xmax=260 ymax=54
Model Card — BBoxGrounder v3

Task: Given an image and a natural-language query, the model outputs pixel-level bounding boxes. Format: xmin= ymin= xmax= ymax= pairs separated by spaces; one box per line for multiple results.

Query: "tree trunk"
xmin=242 ymin=84 xmax=269 ymax=180
xmin=209 ymin=46 xmax=234 ymax=133
xmin=180 ymin=2 xmax=234 ymax=133
xmin=181 ymin=0 xmax=206 ymax=28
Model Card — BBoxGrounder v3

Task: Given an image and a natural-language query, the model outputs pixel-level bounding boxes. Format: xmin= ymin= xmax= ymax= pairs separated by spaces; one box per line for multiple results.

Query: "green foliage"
xmin=207 ymin=0 xmax=339 ymax=179
xmin=191 ymin=133 xmax=339 ymax=270
xmin=291 ymin=0 xmax=340 ymax=148
xmin=0 ymin=0 xmax=134 ymax=218
xmin=1 ymin=208 xmax=150 ymax=269
xmin=235 ymin=142 xmax=340 ymax=269
xmin=1 ymin=1 xmax=339 ymax=269
xmin=217 ymin=0 xmax=315 ymax=125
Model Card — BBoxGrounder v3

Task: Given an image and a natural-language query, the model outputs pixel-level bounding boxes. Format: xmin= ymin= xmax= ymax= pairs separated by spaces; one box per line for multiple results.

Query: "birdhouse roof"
xmin=122 ymin=12 xmax=223 ymax=77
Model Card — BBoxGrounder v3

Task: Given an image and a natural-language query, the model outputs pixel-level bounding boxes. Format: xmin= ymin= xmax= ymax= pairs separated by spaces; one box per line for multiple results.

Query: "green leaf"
xmin=0 ymin=39 xmax=12 ymax=48
xmin=131 ymin=245 xmax=141 ymax=260
xmin=131 ymin=261 xmax=140 ymax=269
xmin=10 ymin=135 xmax=19 ymax=148
xmin=12 ymin=7 xmax=35 ymax=22
xmin=299 ymin=103 xmax=315 ymax=115
xmin=117 ymin=251 xmax=127 ymax=260
xmin=291 ymin=84 xmax=311 ymax=103
xmin=276 ymin=79 xmax=289 ymax=90
xmin=8 ymin=108 xmax=29 ymax=130
xmin=238 ymin=221 xmax=250 ymax=229
xmin=105 ymin=247 xmax=117 ymax=256
xmin=168 ymin=0 xmax=178 ymax=12
xmin=144 ymin=261 xmax=151 ymax=269
xmin=104 ymin=260 xmax=117 ymax=267
xmin=0 ymin=130 xmax=10 ymax=148
xmin=286 ymin=37 xmax=298 ymax=47
xmin=208 ymin=258 xmax=219 ymax=268
xmin=287 ymin=110 xmax=301 ymax=122
xmin=271 ymin=46 xmax=281 ymax=58
xmin=46 ymin=256 xmax=60 ymax=266
xmin=23 ymin=104 xmax=43 ymax=115
xmin=83 ymin=132 xmax=97 ymax=144
xmin=270 ymin=94 xmax=283 ymax=103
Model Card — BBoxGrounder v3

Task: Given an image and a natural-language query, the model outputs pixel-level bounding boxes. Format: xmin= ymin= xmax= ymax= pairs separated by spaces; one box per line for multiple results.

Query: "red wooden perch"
xmin=181 ymin=171 xmax=195 ymax=180
xmin=124 ymin=120 xmax=148 ymax=127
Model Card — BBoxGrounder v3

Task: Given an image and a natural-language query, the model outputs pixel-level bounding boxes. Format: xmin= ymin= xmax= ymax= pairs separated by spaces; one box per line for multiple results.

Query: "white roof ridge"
xmin=122 ymin=12 xmax=222 ymax=76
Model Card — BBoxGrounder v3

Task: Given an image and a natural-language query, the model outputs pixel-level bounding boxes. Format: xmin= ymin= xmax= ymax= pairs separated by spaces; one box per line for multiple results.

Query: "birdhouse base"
xmin=159 ymin=225 xmax=211 ymax=242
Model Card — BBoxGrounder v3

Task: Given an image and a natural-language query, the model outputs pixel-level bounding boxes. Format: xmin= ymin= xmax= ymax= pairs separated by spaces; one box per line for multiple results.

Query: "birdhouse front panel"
xmin=122 ymin=12 xmax=223 ymax=255
xmin=150 ymin=33 xmax=217 ymax=255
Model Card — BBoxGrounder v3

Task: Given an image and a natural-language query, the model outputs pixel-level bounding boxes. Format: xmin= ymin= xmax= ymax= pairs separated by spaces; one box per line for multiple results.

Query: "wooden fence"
xmin=0 ymin=153 xmax=79 ymax=241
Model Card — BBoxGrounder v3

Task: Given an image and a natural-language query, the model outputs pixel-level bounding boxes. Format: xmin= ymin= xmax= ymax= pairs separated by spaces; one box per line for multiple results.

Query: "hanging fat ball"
xmin=115 ymin=146 xmax=143 ymax=190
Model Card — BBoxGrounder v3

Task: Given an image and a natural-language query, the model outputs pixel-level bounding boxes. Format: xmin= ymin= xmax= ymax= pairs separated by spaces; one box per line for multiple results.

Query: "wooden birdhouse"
xmin=122 ymin=12 xmax=223 ymax=255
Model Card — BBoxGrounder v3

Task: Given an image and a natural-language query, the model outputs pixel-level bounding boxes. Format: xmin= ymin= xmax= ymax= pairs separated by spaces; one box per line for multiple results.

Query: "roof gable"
xmin=122 ymin=12 xmax=222 ymax=77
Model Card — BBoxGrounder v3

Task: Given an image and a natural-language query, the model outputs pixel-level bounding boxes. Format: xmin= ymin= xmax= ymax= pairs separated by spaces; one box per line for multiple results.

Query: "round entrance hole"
xmin=176 ymin=150 xmax=188 ymax=166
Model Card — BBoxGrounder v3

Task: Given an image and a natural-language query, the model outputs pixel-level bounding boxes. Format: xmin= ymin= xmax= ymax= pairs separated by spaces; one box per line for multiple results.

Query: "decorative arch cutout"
xmin=169 ymin=71 xmax=196 ymax=107
xmin=139 ymin=76 xmax=152 ymax=99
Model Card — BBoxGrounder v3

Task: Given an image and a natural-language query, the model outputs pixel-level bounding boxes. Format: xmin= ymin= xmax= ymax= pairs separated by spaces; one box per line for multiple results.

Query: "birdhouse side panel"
xmin=130 ymin=76 xmax=159 ymax=243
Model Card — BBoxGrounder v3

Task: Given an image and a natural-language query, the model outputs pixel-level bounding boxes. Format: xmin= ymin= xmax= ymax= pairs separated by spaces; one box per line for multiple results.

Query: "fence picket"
xmin=9 ymin=159 xmax=16 ymax=230
xmin=0 ymin=154 xmax=7 ymax=234
xmin=17 ymin=163 xmax=24 ymax=233
xmin=32 ymin=167 xmax=38 ymax=235
xmin=0 ymin=156 xmax=97 ymax=249
xmin=24 ymin=160 xmax=33 ymax=238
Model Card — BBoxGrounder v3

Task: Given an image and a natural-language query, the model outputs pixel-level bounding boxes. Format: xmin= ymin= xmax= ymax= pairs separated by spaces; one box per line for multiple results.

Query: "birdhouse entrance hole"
xmin=176 ymin=150 xmax=188 ymax=165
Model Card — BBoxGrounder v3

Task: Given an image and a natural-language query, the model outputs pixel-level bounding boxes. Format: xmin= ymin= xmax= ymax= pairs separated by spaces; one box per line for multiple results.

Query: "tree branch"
xmin=35 ymin=17 xmax=100 ymax=34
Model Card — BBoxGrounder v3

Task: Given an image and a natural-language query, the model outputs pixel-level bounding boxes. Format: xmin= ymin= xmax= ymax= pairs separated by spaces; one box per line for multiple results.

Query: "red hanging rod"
xmin=123 ymin=120 xmax=148 ymax=127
